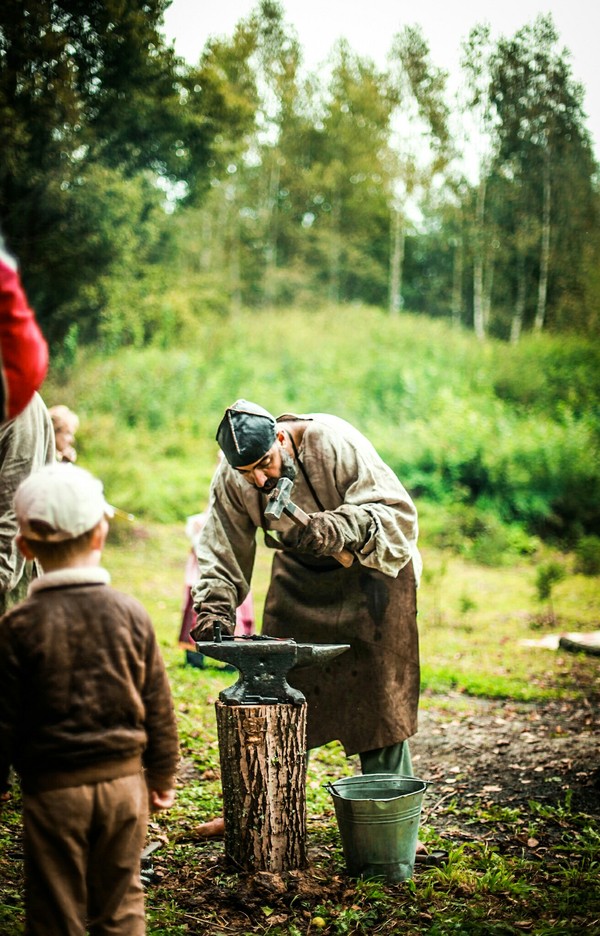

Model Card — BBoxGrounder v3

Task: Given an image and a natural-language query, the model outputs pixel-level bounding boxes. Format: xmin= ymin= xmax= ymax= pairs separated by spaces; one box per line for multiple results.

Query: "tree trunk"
xmin=451 ymin=237 xmax=463 ymax=327
xmin=510 ymin=252 xmax=527 ymax=344
xmin=388 ymin=208 xmax=404 ymax=315
xmin=328 ymin=197 xmax=341 ymax=304
xmin=230 ymin=214 xmax=242 ymax=316
xmin=215 ymin=185 xmax=229 ymax=272
xmin=534 ymin=150 xmax=551 ymax=333
xmin=473 ymin=177 xmax=487 ymax=340
xmin=215 ymin=701 xmax=308 ymax=873
xmin=263 ymin=158 xmax=281 ymax=306
xmin=482 ymin=255 xmax=494 ymax=333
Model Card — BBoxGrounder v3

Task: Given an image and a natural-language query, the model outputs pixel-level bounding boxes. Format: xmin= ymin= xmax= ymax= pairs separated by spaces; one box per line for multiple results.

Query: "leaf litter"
xmin=142 ymin=686 xmax=599 ymax=933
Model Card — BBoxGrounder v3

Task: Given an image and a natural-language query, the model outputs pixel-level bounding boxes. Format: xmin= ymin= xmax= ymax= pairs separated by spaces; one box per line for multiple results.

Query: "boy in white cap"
xmin=0 ymin=463 xmax=179 ymax=936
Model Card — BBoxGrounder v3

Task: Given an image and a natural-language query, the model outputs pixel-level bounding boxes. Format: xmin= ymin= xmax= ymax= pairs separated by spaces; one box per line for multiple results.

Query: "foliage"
xmin=0 ymin=0 xmax=261 ymax=345
xmin=173 ymin=8 xmax=598 ymax=340
xmin=440 ymin=15 xmax=600 ymax=342
xmin=573 ymin=535 xmax=600 ymax=576
xmin=487 ymin=15 xmax=598 ymax=336
xmin=43 ymin=307 xmax=599 ymax=546
xmin=6 ymin=4 xmax=597 ymax=346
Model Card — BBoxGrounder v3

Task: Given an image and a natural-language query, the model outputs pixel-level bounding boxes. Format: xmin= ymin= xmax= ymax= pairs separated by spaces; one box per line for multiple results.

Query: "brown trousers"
xmin=22 ymin=773 xmax=148 ymax=936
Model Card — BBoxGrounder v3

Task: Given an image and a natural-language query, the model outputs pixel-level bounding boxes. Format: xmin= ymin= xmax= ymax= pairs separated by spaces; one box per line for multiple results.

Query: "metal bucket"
xmin=326 ymin=773 xmax=427 ymax=883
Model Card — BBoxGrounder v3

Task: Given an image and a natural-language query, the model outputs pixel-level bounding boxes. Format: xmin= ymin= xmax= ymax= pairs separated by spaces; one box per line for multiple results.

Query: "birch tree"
xmin=489 ymin=15 xmax=596 ymax=335
xmin=459 ymin=26 xmax=499 ymax=340
xmin=388 ymin=25 xmax=452 ymax=317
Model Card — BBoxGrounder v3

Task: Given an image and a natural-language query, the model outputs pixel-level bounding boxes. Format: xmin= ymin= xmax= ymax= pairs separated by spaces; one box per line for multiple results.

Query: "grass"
xmin=44 ymin=308 xmax=600 ymax=543
xmin=0 ymin=518 xmax=598 ymax=933
xmin=3 ymin=300 xmax=599 ymax=931
xmin=98 ymin=517 xmax=599 ymax=706
xmin=114 ymin=523 xmax=598 ymax=934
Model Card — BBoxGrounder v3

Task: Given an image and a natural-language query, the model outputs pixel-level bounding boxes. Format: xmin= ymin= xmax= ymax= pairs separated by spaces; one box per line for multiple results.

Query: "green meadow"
xmin=46 ymin=304 xmax=599 ymax=701
xmin=1 ymin=306 xmax=598 ymax=934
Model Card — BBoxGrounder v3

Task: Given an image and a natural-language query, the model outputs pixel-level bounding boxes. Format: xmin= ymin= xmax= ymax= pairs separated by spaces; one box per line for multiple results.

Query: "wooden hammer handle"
xmin=285 ymin=504 xmax=355 ymax=568
xmin=330 ymin=548 xmax=355 ymax=568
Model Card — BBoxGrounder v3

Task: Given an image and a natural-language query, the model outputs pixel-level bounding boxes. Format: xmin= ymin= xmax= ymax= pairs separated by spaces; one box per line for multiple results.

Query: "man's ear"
xmin=16 ymin=534 xmax=35 ymax=561
xmin=276 ymin=429 xmax=287 ymax=444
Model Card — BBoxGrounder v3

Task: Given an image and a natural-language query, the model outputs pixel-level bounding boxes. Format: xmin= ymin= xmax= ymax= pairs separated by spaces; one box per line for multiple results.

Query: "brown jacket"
xmin=0 ymin=568 xmax=179 ymax=794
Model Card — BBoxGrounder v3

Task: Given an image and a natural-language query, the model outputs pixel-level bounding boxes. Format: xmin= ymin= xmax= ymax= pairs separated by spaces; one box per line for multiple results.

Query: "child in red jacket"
xmin=0 ymin=235 xmax=48 ymax=423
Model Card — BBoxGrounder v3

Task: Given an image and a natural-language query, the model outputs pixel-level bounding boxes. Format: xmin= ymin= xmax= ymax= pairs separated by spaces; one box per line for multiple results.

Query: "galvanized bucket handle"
xmin=323 ymin=776 xmax=431 ymax=793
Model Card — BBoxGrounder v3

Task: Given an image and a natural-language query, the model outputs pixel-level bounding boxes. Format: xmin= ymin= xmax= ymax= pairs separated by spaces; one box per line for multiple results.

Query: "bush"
xmin=574 ymin=536 xmax=600 ymax=576
xmin=44 ymin=307 xmax=597 ymax=544
xmin=535 ymin=561 xmax=566 ymax=603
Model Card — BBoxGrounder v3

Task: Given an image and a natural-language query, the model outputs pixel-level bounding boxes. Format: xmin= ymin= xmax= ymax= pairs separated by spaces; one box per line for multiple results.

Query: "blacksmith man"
xmin=191 ymin=399 xmax=422 ymax=831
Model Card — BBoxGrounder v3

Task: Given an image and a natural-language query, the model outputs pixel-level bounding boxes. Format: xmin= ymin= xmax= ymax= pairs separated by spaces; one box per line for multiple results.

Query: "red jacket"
xmin=0 ymin=247 xmax=49 ymax=423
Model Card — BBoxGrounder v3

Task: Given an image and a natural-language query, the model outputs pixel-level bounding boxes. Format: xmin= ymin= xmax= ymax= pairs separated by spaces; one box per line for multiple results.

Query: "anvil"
xmin=195 ymin=635 xmax=350 ymax=705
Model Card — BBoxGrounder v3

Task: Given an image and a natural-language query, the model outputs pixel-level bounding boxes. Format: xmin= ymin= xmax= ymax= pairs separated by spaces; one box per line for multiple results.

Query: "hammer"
xmin=264 ymin=477 xmax=354 ymax=568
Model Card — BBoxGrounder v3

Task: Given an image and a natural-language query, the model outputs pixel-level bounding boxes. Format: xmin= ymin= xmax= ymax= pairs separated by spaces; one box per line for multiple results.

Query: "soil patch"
xmin=148 ymin=689 xmax=599 ymax=933
xmin=411 ymin=690 xmax=599 ymax=851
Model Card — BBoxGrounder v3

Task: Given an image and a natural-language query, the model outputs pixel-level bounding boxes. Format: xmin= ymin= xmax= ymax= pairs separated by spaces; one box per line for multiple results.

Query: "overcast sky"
xmin=162 ymin=0 xmax=599 ymax=158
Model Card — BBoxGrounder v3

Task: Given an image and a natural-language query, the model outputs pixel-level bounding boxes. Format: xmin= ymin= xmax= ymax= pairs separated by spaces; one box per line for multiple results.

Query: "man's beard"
xmin=263 ymin=448 xmax=297 ymax=492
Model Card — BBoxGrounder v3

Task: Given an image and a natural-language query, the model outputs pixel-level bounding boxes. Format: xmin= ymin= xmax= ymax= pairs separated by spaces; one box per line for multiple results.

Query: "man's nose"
xmin=253 ymin=469 xmax=268 ymax=488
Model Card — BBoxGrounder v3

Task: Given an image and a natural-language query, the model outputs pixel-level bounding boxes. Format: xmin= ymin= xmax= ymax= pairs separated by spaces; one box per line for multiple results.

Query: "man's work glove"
xmin=296 ymin=507 xmax=375 ymax=559
xmin=190 ymin=609 xmax=235 ymax=642
xmin=296 ymin=511 xmax=347 ymax=557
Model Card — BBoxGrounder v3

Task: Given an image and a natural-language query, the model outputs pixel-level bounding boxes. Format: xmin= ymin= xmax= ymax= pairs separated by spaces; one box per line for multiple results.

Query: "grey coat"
xmin=0 ymin=393 xmax=55 ymax=613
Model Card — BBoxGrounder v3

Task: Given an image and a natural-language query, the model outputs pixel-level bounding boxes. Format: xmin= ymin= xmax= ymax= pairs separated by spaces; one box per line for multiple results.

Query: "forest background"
xmin=1 ymin=3 xmax=599 ymax=933
xmin=2 ymin=0 xmax=599 ymax=350
xmin=1 ymin=0 xmax=597 ymax=544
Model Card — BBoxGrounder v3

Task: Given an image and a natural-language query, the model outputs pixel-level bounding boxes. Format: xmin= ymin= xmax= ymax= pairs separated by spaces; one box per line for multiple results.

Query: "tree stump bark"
xmin=215 ymin=700 xmax=307 ymax=872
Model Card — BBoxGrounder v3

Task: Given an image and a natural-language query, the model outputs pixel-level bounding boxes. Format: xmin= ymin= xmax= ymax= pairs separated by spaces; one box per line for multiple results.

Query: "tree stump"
xmin=215 ymin=700 xmax=307 ymax=872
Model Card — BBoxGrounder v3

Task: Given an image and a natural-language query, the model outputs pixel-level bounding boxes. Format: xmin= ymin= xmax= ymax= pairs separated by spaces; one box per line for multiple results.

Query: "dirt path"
xmin=151 ymin=689 xmax=598 ymax=934
xmin=411 ymin=691 xmax=599 ymax=849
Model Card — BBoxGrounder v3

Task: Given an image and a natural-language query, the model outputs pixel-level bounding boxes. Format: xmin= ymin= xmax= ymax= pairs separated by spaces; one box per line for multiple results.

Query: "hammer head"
xmin=264 ymin=476 xmax=293 ymax=520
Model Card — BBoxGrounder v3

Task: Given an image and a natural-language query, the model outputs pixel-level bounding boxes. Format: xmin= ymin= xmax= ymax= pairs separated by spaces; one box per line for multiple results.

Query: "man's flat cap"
xmin=216 ymin=399 xmax=277 ymax=468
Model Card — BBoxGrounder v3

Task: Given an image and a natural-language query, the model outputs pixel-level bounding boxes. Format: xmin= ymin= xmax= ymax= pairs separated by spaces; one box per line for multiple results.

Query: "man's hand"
xmin=190 ymin=612 xmax=235 ymax=642
xmin=296 ymin=511 xmax=346 ymax=557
